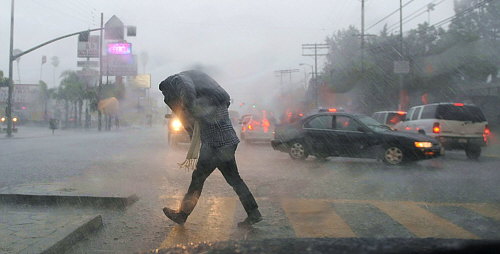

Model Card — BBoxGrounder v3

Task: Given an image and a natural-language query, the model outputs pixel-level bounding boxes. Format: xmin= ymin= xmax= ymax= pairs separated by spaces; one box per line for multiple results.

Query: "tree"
xmin=59 ymin=70 xmax=85 ymax=128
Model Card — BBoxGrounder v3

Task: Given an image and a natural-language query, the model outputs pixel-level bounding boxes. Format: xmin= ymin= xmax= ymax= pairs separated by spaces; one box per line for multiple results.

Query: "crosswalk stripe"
xmin=159 ymin=197 xmax=237 ymax=248
xmin=461 ymin=204 xmax=500 ymax=221
xmin=281 ymin=199 xmax=356 ymax=238
xmin=373 ymin=201 xmax=479 ymax=239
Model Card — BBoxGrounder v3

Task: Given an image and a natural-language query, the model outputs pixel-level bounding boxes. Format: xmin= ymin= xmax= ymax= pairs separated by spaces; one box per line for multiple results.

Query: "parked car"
xmin=165 ymin=114 xmax=190 ymax=146
xmin=393 ymin=103 xmax=489 ymax=160
xmin=372 ymin=111 xmax=407 ymax=128
xmin=240 ymin=112 xmax=274 ymax=143
xmin=271 ymin=112 xmax=441 ymax=165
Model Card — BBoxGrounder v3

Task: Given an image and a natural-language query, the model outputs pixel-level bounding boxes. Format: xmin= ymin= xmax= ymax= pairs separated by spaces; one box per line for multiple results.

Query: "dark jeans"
xmin=180 ymin=144 xmax=259 ymax=216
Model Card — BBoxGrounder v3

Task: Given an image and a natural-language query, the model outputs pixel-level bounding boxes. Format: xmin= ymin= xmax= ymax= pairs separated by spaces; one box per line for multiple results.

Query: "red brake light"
xmin=484 ymin=125 xmax=490 ymax=143
xmin=433 ymin=122 xmax=440 ymax=134
xmin=453 ymin=103 xmax=464 ymax=106
xmin=397 ymin=111 xmax=406 ymax=115
xmin=484 ymin=125 xmax=490 ymax=135
xmin=299 ymin=113 xmax=304 ymax=117
xmin=328 ymin=108 xmax=337 ymax=112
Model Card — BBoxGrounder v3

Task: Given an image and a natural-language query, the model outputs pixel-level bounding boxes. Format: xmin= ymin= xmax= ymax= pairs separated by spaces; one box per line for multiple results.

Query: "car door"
xmin=302 ymin=115 xmax=337 ymax=156
xmin=332 ymin=115 xmax=370 ymax=157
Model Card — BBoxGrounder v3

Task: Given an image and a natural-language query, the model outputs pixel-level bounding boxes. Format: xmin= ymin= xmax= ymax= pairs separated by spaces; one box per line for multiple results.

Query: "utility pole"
xmin=399 ymin=0 xmax=405 ymax=111
xmin=361 ymin=0 xmax=365 ymax=72
xmin=302 ymin=43 xmax=328 ymax=108
xmin=98 ymin=13 xmax=103 ymax=131
xmin=6 ymin=0 xmax=15 ymax=137
xmin=274 ymin=69 xmax=300 ymax=93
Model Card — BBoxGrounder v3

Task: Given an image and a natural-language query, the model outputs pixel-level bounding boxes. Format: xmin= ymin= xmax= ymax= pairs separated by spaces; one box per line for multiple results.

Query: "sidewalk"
xmin=0 ymin=207 xmax=102 ymax=254
xmin=0 ymin=181 xmax=137 ymax=254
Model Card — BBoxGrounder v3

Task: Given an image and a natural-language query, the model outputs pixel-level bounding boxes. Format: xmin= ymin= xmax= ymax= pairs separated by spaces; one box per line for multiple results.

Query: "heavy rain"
xmin=0 ymin=0 xmax=499 ymax=253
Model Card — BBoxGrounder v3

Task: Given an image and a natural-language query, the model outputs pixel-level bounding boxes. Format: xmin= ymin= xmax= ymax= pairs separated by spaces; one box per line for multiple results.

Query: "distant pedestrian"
xmin=159 ymin=70 xmax=262 ymax=226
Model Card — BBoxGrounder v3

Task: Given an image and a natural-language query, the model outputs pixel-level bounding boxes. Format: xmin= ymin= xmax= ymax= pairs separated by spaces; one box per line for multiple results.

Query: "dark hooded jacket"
xmin=159 ymin=70 xmax=239 ymax=147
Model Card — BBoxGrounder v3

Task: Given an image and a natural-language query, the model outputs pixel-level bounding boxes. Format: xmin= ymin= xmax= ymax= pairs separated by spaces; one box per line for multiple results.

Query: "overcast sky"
xmin=0 ymin=0 xmax=455 ymax=107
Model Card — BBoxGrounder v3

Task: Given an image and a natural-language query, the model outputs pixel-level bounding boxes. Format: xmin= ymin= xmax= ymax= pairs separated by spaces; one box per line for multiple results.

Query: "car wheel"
xmin=289 ymin=141 xmax=308 ymax=160
xmin=465 ymin=145 xmax=481 ymax=160
xmin=383 ymin=146 xmax=404 ymax=165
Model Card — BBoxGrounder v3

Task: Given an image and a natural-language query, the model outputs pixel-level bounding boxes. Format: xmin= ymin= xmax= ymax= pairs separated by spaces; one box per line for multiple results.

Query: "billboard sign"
xmin=102 ymin=55 xmax=137 ymax=76
xmin=77 ymin=35 xmax=100 ymax=58
xmin=107 ymin=43 xmax=131 ymax=55
xmin=127 ymin=74 xmax=151 ymax=88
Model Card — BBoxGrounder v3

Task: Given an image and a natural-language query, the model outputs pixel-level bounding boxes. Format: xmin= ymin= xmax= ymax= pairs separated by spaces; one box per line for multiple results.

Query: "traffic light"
xmin=78 ymin=31 xmax=90 ymax=42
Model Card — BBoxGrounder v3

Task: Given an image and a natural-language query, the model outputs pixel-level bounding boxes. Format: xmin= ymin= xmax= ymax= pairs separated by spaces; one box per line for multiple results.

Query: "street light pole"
xmin=6 ymin=0 xmax=15 ymax=137
xmin=399 ymin=0 xmax=405 ymax=111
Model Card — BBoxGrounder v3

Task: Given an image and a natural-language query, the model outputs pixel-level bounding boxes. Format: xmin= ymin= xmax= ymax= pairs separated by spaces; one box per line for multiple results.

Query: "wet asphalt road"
xmin=1 ymin=126 xmax=499 ymax=253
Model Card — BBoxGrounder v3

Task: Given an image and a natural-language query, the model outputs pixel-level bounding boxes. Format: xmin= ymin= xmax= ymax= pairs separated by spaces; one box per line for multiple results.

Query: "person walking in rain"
xmin=159 ymin=70 xmax=262 ymax=226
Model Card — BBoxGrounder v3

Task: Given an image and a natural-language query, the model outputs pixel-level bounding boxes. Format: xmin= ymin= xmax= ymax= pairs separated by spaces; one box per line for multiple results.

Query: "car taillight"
xmin=484 ymin=125 xmax=490 ymax=136
xmin=433 ymin=122 xmax=440 ymax=134
xmin=248 ymin=124 xmax=253 ymax=130
xmin=484 ymin=124 xmax=490 ymax=143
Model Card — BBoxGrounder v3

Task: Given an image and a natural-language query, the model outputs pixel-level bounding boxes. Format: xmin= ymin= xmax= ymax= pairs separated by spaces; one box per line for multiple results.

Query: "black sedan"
xmin=271 ymin=112 xmax=441 ymax=165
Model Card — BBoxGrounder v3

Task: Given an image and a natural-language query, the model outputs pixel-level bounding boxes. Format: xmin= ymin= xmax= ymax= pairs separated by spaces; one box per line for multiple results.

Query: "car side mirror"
xmin=164 ymin=114 xmax=172 ymax=119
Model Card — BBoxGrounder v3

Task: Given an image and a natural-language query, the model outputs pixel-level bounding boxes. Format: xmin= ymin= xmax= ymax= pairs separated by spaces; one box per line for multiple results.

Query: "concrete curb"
xmin=40 ymin=215 xmax=103 ymax=254
xmin=0 ymin=193 xmax=138 ymax=209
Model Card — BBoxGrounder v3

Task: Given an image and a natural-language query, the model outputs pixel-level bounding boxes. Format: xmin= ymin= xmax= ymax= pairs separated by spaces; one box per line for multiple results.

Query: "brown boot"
xmin=162 ymin=207 xmax=188 ymax=225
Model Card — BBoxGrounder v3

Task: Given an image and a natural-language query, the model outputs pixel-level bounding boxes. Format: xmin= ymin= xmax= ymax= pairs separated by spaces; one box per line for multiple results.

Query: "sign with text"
xmin=107 ymin=43 xmax=131 ymax=55
xmin=77 ymin=61 xmax=99 ymax=68
xmin=102 ymin=55 xmax=137 ymax=76
xmin=77 ymin=35 xmax=100 ymax=58
xmin=394 ymin=61 xmax=410 ymax=74
xmin=127 ymin=74 xmax=151 ymax=88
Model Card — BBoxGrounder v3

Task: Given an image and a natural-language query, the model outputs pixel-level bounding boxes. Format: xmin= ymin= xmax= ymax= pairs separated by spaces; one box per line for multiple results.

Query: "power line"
xmin=431 ymin=0 xmax=492 ymax=27
xmin=386 ymin=0 xmax=446 ymax=32
xmin=366 ymin=0 xmax=415 ymax=31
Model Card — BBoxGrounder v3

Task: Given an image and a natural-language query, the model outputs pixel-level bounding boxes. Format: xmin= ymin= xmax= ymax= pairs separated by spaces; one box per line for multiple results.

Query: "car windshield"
xmin=357 ymin=115 xmax=392 ymax=131
xmin=1 ymin=1 xmax=499 ymax=253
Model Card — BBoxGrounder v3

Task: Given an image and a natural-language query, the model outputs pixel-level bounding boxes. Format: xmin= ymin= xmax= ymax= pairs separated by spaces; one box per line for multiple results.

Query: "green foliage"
xmin=320 ymin=0 xmax=500 ymax=112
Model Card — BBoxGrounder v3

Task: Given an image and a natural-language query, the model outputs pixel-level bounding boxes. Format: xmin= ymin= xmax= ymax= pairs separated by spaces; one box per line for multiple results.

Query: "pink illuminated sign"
xmin=107 ymin=43 xmax=131 ymax=55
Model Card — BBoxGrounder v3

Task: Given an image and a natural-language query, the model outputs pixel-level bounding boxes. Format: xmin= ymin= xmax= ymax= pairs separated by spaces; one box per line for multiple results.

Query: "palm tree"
xmin=59 ymin=70 xmax=85 ymax=128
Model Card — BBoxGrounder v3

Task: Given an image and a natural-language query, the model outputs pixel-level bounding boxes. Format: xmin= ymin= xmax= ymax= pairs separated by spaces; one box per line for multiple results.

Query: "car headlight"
xmin=171 ymin=119 xmax=183 ymax=132
xmin=12 ymin=117 xmax=18 ymax=122
xmin=0 ymin=117 xmax=5 ymax=122
xmin=414 ymin=141 xmax=433 ymax=148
